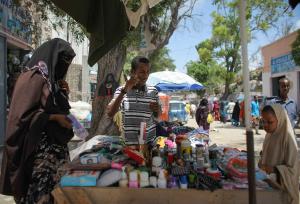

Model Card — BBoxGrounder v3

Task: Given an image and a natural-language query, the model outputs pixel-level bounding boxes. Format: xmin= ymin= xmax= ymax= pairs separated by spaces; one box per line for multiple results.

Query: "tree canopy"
xmin=188 ymin=0 xmax=291 ymax=99
xmin=292 ymin=30 xmax=300 ymax=66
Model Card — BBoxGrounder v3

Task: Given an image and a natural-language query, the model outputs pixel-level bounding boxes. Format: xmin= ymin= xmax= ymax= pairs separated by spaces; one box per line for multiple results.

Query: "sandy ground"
xmin=186 ymin=118 xmax=266 ymax=153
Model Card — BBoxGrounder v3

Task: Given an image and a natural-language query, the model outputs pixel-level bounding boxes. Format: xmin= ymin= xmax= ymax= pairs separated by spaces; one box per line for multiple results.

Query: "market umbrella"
xmin=50 ymin=0 xmax=129 ymax=66
xmin=147 ymin=71 xmax=204 ymax=91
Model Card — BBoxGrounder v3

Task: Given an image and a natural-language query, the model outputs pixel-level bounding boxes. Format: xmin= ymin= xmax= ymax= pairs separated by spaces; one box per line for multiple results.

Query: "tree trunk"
xmin=222 ymin=73 xmax=231 ymax=100
xmin=89 ymin=43 xmax=127 ymax=138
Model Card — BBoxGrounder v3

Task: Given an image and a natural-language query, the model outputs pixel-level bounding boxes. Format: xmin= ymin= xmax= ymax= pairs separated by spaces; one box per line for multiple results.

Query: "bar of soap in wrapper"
xmin=139 ymin=122 xmax=147 ymax=145
xmin=67 ymin=114 xmax=89 ymax=139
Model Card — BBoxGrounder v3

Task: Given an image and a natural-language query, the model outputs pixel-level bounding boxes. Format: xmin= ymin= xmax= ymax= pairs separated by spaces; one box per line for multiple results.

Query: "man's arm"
xmin=107 ymin=76 xmax=138 ymax=118
xmin=107 ymin=88 xmax=126 ymax=118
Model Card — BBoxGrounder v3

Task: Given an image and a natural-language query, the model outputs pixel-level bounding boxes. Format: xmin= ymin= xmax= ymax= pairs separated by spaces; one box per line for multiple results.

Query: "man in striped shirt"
xmin=107 ymin=56 xmax=160 ymax=145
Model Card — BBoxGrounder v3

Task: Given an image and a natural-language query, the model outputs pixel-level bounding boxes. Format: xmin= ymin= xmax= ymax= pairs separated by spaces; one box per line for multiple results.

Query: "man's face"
xmin=279 ymin=80 xmax=290 ymax=97
xmin=132 ymin=63 xmax=150 ymax=86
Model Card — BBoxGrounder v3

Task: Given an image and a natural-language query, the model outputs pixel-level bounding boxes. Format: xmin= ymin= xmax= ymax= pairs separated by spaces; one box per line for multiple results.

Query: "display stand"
xmin=52 ymin=187 xmax=287 ymax=204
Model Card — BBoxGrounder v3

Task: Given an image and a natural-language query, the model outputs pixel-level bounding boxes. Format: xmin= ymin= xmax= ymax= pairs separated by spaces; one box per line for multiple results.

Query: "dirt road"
xmin=186 ymin=118 xmax=266 ymax=153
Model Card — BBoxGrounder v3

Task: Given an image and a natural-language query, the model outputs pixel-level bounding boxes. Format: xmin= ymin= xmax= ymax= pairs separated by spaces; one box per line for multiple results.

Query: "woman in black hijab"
xmin=231 ymin=101 xmax=240 ymax=127
xmin=196 ymin=98 xmax=210 ymax=130
xmin=0 ymin=38 xmax=76 ymax=204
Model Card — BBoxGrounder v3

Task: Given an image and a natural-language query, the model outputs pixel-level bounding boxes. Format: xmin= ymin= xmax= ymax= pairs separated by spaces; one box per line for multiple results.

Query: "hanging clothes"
xmin=97 ymin=73 xmax=119 ymax=97
xmin=122 ymin=0 xmax=163 ymax=28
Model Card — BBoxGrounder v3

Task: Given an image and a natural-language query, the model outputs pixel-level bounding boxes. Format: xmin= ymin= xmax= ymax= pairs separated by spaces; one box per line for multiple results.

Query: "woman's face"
xmin=262 ymin=112 xmax=278 ymax=134
xmin=55 ymin=54 xmax=73 ymax=80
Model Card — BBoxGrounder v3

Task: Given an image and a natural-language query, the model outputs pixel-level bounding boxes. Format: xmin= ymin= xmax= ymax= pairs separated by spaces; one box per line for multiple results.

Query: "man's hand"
xmin=49 ymin=114 xmax=72 ymax=129
xmin=123 ymin=75 xmax=139 ymax=92
xmin=261 ymin=165 xmax=274 ymax=174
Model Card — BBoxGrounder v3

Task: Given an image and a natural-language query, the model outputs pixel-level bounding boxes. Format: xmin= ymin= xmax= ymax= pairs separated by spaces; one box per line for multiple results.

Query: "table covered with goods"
xmin=52 ymin=122 xmax=287 ymax=204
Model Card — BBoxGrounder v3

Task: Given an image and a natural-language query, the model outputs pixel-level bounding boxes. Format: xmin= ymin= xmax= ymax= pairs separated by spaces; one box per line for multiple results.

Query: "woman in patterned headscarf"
xmin=0 ymin=38 xmax=76 ymax=204
xmin=259 ymin=104 xmax=299 ymax=204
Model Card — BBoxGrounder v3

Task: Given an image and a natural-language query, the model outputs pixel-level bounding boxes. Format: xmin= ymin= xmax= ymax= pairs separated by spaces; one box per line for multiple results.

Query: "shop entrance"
xmin=272 ymin=75 xmax=285 ymax=97
xmin=0 ymin=35 xmax=7 ymax=146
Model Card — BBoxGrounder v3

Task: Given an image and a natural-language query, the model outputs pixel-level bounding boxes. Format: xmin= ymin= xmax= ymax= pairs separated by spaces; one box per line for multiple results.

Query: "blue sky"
xmin=167 ymin=0 xmax=300 ymax=73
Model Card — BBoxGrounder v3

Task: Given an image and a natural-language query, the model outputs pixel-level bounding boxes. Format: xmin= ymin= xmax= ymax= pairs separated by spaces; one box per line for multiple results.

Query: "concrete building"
xmin=0 ymin=1 xmax=32 ymax=146
xmin=261 ymin=31 xmax=300 ymax=106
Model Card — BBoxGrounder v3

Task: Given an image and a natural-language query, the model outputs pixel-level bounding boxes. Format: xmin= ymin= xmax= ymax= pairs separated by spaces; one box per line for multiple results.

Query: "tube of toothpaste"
xmin=67 ymin=114 xmax=89 ymax=139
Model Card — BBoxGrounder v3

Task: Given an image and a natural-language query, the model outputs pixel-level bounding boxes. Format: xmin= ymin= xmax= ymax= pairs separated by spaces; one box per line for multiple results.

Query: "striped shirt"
xmin=113 ymin=86 xmax=159 ymax=145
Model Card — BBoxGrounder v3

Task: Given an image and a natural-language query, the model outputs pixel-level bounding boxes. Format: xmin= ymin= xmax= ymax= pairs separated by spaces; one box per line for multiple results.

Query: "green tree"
xmin=196 ymin=0 xmax=290 ymax=99
xmin=187 ymin=61 xmax=226 ymax=94
xmin=186 ymin=61 xmax=209 ymax=83
xmin=292 ymin=30 xmax=300 ymax=66
xmin=148 ymin=47 xmax=176 ymax=72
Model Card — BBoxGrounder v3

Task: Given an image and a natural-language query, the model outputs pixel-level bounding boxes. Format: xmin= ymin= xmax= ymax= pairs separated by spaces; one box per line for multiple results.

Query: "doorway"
xmin=272 ymin=75 xmax=285 ymax=97
xmin=0 ymin=35 xmax=7 ymax=146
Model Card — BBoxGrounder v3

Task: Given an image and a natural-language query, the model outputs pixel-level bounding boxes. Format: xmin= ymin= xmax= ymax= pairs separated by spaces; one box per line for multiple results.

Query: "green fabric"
xmin=51 ymin=0 xmax=129 ymax=66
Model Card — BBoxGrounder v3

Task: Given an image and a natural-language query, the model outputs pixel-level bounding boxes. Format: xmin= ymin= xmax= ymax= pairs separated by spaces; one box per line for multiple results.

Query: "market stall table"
xmin=52 ymin=187 xmax=287 ymax=204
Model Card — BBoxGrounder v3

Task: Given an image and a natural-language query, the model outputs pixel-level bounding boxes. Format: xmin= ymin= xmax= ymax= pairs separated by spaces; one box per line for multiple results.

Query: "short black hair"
xmin=279 ymin=77 xmax=290 ymax=85
xmin=262 ymin=105 xmax=275 ymax=116
xmin=131 ymin=56 xmax=149 ymax=72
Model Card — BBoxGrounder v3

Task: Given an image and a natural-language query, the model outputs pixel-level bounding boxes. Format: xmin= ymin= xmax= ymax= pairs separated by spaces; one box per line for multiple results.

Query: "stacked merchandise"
xmin=60 ymin=129 xmax=270 ymax=191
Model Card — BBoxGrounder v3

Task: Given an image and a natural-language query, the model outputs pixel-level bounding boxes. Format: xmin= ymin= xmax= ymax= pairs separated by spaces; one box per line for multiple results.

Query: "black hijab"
xmin=27 ymin=38 xmax=76 ymax=93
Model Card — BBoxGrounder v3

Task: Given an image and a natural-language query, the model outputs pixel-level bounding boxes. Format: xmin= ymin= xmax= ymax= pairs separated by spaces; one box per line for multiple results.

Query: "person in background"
xmin=107 ymin=56 xmax=160 ymax=145
xmin=190 ymin=103 xmax=197 ymax=119
xmin=259 ymin=104 xmax=299 ymax=204
xmin=251 ymin=95 xmax=260 ymax=135
xmin=231 ymin=101 xmax=240 ymax=127
xmin=213 ymin=100 xmax=220 ymax=121
xmin=239 ymin=100 xmax=245 ymax=127
xmin=220 ymin=101 xmax=228 ymax=124
xmin=0 ymin=38 xmax=75 ymax=203
xmin=227 ymin=100 xmax=235 ymax=122
xmin=269 ymin=78 xmax=298 ymax=128
xmin=196 ymin=98 xmax=210 ymax=131
xmin=185 ymin=102 xmax=191 ymax=119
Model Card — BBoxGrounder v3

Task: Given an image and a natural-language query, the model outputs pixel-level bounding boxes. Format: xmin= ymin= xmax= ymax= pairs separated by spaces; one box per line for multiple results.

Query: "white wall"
xmin=262 ymin=72 xmax=272 ymax=97
xmin=264 ymin=70 xmax=300 ymax=107
xmin=285 ymin=71 xmax=299 ymax=107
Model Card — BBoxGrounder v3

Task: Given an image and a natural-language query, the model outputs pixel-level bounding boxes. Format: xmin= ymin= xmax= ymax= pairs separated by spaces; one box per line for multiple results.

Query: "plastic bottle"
xmin=152 ymin=156 xmax=162 ymax=176
xmin=149 ymin=176 xmax=157 ymax=188
xmin=196 ymin=144 xmax=205 ymax=170
xmin=179 ymin=175 xmax=188 ymax=189
xmin=129 ymin=171 xmax=138 ymax=188
xmin=119 ymin=168 xmax=128 ymax=187
xmin=139 ymin=171 xmax=149 ymax=188
xmin=157 ymin=169 xmax=167 ymax=189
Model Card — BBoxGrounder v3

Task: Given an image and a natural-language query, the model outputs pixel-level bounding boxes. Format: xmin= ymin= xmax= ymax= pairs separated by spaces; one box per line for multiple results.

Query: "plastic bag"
xmin=207 ymin=113 xmax=214 ymax=124
xmin=67 ymin=114 xmax=89 ymax=139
